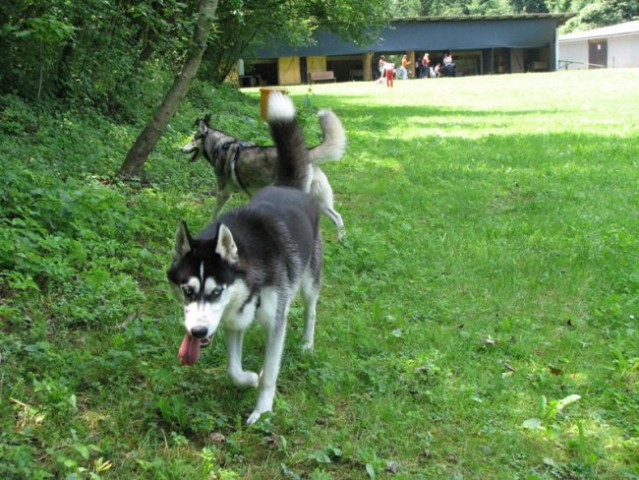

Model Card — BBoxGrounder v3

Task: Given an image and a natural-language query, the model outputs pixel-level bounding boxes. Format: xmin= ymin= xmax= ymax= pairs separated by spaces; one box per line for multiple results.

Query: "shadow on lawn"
xmin=342 ymin=103 xmax=561 ymax=120
xmin=334 ymin=103 xmax=636 ymax=168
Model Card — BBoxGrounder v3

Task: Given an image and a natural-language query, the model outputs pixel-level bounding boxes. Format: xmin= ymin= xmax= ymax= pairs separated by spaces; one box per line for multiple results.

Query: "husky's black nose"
xmin=190 ymin=326 xmax=208 ymax=339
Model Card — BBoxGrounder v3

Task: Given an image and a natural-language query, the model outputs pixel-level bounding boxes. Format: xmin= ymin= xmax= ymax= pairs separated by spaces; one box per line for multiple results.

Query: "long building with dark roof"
xmin=242 ymin=14 xmax=573 ymax=85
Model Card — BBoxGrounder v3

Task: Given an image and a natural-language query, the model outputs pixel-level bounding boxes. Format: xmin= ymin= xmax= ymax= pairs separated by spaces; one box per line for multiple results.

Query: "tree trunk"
xmin=119 ymin=0 xmax=219 ymax=177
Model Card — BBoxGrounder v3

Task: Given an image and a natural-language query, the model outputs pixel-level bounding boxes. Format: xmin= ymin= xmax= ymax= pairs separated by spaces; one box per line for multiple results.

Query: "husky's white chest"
xmin=221 ymin=281 xmax=260 ymax=331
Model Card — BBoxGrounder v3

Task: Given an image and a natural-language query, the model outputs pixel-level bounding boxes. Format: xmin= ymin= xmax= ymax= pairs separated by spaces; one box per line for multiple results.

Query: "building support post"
xmin=363 ymin=52 xmax=373 ymax=81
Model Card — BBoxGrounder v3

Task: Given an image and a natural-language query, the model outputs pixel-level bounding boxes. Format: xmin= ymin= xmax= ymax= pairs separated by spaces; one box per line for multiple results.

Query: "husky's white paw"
xmin=302 ymin=341 xmax=314 ymax=352
xmin=246 ymin=408 xmax=271 ymax=425
xmin=248 ymin=389 xmax=275 ymax=425
xmin=233 ymin=371 xmax=258 ymax=388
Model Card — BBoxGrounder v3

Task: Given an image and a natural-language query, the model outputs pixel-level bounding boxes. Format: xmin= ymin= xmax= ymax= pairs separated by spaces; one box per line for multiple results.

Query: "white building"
xmin=559 ymin=20 xmax=639 ymax=69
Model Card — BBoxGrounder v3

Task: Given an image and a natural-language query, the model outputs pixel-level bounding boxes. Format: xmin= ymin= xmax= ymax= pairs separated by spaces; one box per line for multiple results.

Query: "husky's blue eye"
xmin=182 ymin=286 xmax=195 ymax=298
xmin=208 ymin=287 xmax=223 ymax=299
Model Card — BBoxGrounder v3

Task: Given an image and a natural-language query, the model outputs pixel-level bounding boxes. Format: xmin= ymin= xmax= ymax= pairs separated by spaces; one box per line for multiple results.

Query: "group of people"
xmin=377 ymin=54 xmax=413 ymax=85
xmin=376 ymin=51 xmax=456 ymax=85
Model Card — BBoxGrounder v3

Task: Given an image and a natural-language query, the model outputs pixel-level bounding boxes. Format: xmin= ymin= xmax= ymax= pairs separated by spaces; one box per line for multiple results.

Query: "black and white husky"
xmin=168 ymin=92 xmax=323 ymax=425
xmin=181 ymin=108 xmax=346 ymax=239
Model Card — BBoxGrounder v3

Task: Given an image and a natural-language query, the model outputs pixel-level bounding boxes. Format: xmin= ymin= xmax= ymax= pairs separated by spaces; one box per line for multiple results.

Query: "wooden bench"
xmin=530 ymin=61 xmax=548 ymax=72
xmin=309 ymin=71 xmax=336 ymax=83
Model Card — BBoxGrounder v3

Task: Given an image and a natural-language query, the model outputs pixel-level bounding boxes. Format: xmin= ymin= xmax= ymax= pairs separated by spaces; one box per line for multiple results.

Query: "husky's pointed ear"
xmin=196 ymin=118 xmax=208 ymax=136
xmin=172 ymin=221 xmax=193 ymax=263
xmin=203 ymin=113 xmax=212 ymax=126
xmin=215 ymin=224 xmax=239 ymax=264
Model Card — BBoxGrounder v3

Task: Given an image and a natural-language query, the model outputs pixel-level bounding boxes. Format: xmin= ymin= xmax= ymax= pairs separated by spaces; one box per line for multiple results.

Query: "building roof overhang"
xmin=251 ymin=14 xmax=575 ymax=59
xmin=393 ymin=13 xmax=574 ymax=24
xmin=559 ymin=20 xmax=639 ymax=42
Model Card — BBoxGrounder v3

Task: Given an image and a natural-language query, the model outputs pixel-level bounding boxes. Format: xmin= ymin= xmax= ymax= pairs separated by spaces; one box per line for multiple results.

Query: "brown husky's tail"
xmin=267 ymin=92 xmax=311 ymax=191
xmin=308 ymin=109 xmax=347 ymax=164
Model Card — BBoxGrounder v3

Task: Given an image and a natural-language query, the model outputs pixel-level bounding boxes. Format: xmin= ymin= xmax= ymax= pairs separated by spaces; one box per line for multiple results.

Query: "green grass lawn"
xmin=1 ymin=69 xmax=638 ymax=479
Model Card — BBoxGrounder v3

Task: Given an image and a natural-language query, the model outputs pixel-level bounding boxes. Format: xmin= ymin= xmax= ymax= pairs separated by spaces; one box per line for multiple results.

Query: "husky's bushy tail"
xmin=267 ymin=92 xmax=311 ymax=191
xmin=309 ymin=110 xmax=347 ymax=164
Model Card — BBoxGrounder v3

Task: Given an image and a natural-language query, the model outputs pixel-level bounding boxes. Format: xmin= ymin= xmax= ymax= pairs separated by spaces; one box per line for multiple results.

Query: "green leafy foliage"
xmin=0 ymin=0 xmax=192 ymax=109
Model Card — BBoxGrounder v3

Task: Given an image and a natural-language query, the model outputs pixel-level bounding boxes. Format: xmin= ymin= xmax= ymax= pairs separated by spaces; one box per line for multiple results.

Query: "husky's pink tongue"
xmin=179 ymin=334 xmax=201 ymax=366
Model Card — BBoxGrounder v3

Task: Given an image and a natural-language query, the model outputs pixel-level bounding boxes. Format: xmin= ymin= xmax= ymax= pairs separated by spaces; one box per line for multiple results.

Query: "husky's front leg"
xmin=225 ymin=329 xmax=258 ymax=388
xmin=211 ymin=191 xmax=232 ymax=219
xmin=246 ymin=313 xmax=287 ymax=425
